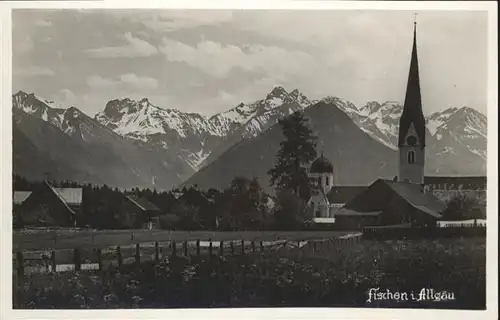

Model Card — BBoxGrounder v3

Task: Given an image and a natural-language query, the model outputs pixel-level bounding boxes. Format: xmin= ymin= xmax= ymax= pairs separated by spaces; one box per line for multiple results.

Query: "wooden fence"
xmin=12 ymin=230 xmax=363 ymax=281
xmin=362 ymin=225 xmax=487 ymax=240
xmin=13 ymin=230 xmax=353 ymax=251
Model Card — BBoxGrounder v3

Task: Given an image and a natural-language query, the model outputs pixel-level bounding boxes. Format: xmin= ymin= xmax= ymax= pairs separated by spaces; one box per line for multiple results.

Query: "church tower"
xmin=398 ymin=20 xmax=426 ymax=185
xmin=307 ymin=153 xmax=335 ymax=220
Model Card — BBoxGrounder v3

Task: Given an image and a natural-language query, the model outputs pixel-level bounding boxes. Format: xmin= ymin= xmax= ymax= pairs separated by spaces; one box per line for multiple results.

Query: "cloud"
xmin=14 ymin=35 xmax=34 ymax=54
xmin=126 ymin=11 xmax=233 ymax=32
xmin=119 ymin=74 xmax=159 ymax=89
xmin=85 ymin=33 xmax=158 ymax=58
xmin=159 ymin=39 xmax=316 ymax=79
xmin=86 ymin=75 xmax=117 ymax=88
xmin=86 ymin=74 xmax=158 ymax=90
xmin=55 ymin=89 xmax=78 ymax=107
xmin=34 ymin=19 xmax=52 ymax=27
xmin=15 ymin=66 xmax=55 ymax=77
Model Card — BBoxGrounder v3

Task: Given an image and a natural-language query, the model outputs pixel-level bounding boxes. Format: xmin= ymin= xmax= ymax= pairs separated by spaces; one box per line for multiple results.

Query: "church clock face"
xmin=406 ymin=135 xmax=417 ymax=146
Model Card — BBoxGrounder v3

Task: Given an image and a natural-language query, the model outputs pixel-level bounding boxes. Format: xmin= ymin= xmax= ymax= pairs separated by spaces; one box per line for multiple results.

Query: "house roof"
xmin=53 ymin=188 xmax=82 ymax=205
xmin=125 ymin=195 xmax=161 ymax=212
xmin=342 ymin=179 xmax=445 ymax=219
xmin=335 ymin=208 xmax=382 ymax=216
xmin=45 ymin=182 xmax=79 ymax=215
xmin=327 ymin=186 xmax=367 ymax=204
xmin=13 ymin=191 xmax=32 ymax=205
xmin=382 ymin=180 xmax=446 ymax=216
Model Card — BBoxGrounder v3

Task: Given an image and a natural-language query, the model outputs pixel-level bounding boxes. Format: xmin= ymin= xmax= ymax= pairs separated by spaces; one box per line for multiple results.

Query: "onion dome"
xmin=310 ymin=153 xmax=334 ymax=174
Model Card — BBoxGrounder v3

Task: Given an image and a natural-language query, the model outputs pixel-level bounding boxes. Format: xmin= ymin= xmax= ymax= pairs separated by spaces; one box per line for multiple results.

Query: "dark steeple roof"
xmin=310 ymin=153 xmax=334 ymax=174
xmin=398 ymin=21 xmax=426 ymax=149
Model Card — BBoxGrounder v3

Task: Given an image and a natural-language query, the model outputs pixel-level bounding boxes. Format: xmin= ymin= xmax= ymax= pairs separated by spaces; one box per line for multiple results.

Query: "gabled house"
xmin=335 ymin=179 xmax=446 ymax=230
xmin=15 ymin=182 xmax=83 ymax=228
xmin=119 ymin=194 xmax=162 ymax=229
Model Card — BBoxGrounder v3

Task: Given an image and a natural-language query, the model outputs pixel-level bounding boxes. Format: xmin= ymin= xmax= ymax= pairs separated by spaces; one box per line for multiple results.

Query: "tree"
xmin=268 ymin=111 xmax=317 ymax=199
xmin=443 ymin=193 xmax=483 ymax=221
xmin=214 ymin=177 xmax=270 ymax=230
xmin=272 ymin=190 xmax=307 ymax=230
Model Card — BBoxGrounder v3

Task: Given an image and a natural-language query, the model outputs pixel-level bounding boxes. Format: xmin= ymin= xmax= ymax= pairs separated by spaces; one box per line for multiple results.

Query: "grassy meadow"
xmin=13 ymin=237 xmax=486 ymax=309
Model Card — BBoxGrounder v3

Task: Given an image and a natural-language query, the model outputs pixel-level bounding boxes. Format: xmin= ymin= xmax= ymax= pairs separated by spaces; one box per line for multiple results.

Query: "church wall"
xmin=426 ymin=189 xmax=486 ymax=204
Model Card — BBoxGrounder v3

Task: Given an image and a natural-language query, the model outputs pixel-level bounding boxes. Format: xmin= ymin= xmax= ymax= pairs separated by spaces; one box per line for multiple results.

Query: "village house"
xmin=14 ymin=182 xmax=83 ymax=228
xmin=334 ymin=179 xmax=446 ymax=230
xmin=118 ymin=194 xmax=162 ymax=229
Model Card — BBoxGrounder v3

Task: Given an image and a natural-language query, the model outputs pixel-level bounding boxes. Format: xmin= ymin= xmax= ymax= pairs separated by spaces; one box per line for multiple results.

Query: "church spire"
xmin=398 ymin=18 xmax=426 ymax=149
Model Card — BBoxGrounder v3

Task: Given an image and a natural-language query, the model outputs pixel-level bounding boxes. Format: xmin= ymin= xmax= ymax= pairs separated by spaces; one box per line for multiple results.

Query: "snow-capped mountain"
xmin=95 ymin=97 xmax=223 ymax=171
xmin=12 ymin=91 xmax=192 ymax=190
xmin=94 ymin=86 xmax=313 ymax=170
xmin=202 ymin=87 xmax=313 ymax=166
xmin=208 ymin=86 xmax=311 ymax=138
xmin=349 ymin=101 xmax=487 ymax=160
xmin=426 ymin=106 xmax=487 ymax=159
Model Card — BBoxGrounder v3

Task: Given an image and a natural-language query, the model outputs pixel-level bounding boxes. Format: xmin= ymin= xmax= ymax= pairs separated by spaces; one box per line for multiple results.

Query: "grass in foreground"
xmin=13 ymin=238 xmax=486 ymax=309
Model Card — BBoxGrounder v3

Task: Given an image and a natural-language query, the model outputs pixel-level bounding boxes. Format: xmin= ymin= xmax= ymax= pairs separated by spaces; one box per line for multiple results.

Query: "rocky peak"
xmin=265 ymin=85 xmax=288 ymax=100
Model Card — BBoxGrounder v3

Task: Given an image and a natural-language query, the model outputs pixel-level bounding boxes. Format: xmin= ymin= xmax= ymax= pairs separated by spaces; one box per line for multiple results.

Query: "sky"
xmin=12 ymin=9 xmax=488 ymax=117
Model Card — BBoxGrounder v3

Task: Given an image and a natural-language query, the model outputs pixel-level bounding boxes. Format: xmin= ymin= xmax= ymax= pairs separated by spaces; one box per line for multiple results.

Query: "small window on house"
xmin=325 ymin=177 xmax=329 ymax=186
xmin=407 ymin=150 xmax=415 ymax=164
xmin=317 ymin=177 xmax=321 ymax=186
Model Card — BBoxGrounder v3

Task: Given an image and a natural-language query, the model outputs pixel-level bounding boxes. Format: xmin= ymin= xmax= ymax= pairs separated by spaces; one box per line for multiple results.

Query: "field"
xmin=14 ymin=237 xmax=486 ymax=309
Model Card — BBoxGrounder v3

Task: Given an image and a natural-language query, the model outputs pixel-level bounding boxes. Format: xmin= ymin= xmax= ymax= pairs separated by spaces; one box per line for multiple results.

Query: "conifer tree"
xmin=268 ymin=111 xmax=317 ymax=198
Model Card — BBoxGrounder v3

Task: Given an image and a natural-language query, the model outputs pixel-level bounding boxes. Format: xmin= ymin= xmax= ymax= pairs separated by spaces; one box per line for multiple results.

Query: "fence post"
xmin=51 ymin=251 xmax=57 ymax=273
xmin=117 ymin=246 xmax=122 ymax=269
xmin=172 ymin=241 xmax=177 ymax=257
xmin=241 ymin=240 xmax=245 ymax=255
xmin=251 ymin=241 xmax=255 ymax=252
xmin=184 ymin=240 xmax=189 ymax=257
xmin=260 ymin=241 xmax=264 ymax=252
xmin=16 ymin=252 xmax=24 ymax=281
xmin=208 ymin=240 xmax=213 ymax=259
xmin=230 ymin=241 xmax=234 ymax=254
xmin=73 ymin=249 xmax=81 ymax=271
xmin=196 ymin=239 xmax=201 ymax=257
xmin=96 ymin=249 xmax=102 ymax=271
xmin=155 ymin=242 xmax=159 ymax=261
xmin=220 ymin=240 xmax=224 ymax=256
xmin=135 ymin=244 xmax=140 ymax=265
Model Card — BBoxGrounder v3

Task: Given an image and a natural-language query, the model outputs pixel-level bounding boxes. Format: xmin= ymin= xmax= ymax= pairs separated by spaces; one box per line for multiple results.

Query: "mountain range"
xmin=12 ymin=87 xmax=487 ymax=191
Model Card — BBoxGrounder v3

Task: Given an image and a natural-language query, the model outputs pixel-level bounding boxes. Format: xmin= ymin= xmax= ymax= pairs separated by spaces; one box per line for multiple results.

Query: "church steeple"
xmin=398 ymin=19 xmax=426 ymax=149
xmin=398 ymin=19 xmax=426 ymax=185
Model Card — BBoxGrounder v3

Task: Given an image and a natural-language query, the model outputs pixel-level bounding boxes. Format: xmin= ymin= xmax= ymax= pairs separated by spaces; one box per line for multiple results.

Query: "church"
xmin=305 ymin=21 xmax=452 ymax=228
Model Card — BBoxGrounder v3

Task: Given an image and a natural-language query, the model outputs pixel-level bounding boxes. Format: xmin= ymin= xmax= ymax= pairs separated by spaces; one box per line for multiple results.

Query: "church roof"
xmin=398 ymin=22 xmax=426 ymax=149
xmin=310 ymin=154 xmax=334 ymax=173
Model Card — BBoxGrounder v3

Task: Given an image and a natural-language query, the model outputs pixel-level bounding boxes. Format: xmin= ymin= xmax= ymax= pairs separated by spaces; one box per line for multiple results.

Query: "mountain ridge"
xmin=12 ymin=87 xmax=487 ymax=191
